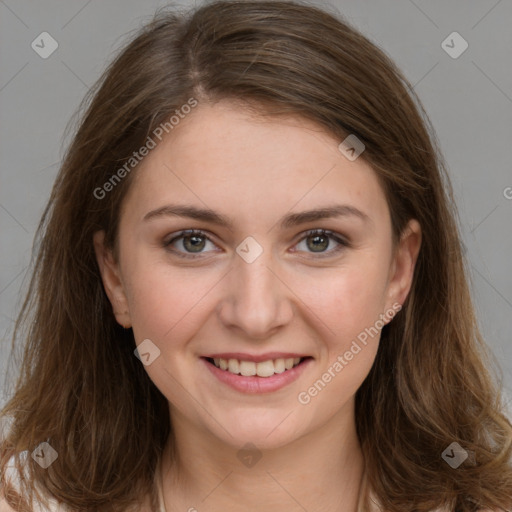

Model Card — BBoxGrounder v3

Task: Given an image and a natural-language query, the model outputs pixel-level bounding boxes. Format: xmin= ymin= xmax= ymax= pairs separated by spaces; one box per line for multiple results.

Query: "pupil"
xmin=308 ymin=234 xmax=328 ymax=252
xmin=184 ymin=235 xmax=205 ymax=252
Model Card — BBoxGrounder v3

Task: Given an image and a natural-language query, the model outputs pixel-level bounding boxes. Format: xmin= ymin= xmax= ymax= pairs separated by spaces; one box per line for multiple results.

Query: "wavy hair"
xmin=1 ymin=1 xmax=511 ymax=511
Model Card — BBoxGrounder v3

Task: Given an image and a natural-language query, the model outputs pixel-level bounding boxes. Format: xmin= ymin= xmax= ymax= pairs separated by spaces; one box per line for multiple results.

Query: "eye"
xmin=164 ymin=229 xmax=218 ymax=258
xmin=164 ymin=228 xmax=349 ymax=260
xmin=293 ymin=229 xmax=349 ymax=256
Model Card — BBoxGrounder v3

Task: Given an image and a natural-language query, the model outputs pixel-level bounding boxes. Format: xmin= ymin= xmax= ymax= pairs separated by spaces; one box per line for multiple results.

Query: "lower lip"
xmin=202 ymin=357 xmax=313 ymax=394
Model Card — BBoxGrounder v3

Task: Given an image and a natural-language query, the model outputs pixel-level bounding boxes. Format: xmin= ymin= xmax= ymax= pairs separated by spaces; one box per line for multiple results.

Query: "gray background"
xmin=1 ymin=0 xmax=511 ymax=412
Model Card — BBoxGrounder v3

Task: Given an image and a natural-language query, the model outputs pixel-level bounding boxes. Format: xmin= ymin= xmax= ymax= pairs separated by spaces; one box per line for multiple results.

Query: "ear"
xmin=385 ymin=219 xmax=422 ymax=314
xmin=93 ymin=230 xmax=132 ymax=328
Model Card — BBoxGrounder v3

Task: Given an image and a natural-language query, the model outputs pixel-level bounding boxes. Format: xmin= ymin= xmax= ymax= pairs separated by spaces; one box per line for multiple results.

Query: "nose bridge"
xmin=218 ymin=242 xmax=292 ymax=337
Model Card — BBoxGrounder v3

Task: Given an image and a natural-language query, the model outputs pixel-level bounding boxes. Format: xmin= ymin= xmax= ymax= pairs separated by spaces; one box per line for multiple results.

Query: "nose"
xmin=216 ymin=248 xmax=294 ymax=340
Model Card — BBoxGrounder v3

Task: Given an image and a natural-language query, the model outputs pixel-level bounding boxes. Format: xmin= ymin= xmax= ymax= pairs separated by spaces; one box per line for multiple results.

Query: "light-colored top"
xmin=0 ymin=451 xmax=165 ymax=512
xmin=1 ymin=451 xmax=494 ymax=512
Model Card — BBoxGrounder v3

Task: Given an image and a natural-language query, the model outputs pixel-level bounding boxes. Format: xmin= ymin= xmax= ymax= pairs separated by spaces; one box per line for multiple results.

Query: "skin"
xmin=93 ymin=99 xmax=421 ymax=512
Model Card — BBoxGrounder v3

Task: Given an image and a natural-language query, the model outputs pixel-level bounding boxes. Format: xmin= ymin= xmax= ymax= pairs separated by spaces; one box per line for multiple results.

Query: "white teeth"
xmin=239 ymin=361 xmax=256 ymax=376
xmin=274 ymin=358 xmax=285 ymax=373
xmin=228 ymin=358 xmax=239 ymax=374
xmin=284 ymin=358 xmax=294 ymax=370
xmin=256 ymin=360 xmax=275 ymax=377
xmin=211 ymin=356 xmax=304 ymax=377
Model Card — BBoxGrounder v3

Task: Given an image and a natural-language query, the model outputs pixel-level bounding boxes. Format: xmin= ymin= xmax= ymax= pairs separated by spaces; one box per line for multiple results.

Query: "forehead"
xmin=122 ymin=100 xmax=390 ymax=230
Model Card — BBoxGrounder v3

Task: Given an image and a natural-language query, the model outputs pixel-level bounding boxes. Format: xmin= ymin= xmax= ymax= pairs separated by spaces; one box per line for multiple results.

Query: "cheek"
xmin=309 ymin=258 xmax=390 ymax=344
xmin=123 ymin=255 xmax=219 ymax=345
xmin=126 ymin=275 xmax=169 ymax=341
xmin=300 ymin=265 xmax=387 ymax=410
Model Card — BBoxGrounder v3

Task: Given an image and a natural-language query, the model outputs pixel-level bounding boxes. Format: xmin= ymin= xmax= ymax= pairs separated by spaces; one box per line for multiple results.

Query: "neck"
xmin=160 ymin=400 xmax=365 ymax=512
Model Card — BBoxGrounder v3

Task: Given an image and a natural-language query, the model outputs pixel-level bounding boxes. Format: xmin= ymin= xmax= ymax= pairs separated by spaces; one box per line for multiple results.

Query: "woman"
xmin=1 ymin=1 xmax=511 ymax=511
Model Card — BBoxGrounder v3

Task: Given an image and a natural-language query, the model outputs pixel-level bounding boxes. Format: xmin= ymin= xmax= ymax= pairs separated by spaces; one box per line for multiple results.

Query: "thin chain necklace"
xmin=158 ymin=458 xmax=367 ymax=512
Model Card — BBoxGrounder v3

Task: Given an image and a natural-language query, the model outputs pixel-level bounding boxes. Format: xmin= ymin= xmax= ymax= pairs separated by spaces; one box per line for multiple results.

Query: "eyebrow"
xmin=143 ymin=203 xmax=370 ymax=230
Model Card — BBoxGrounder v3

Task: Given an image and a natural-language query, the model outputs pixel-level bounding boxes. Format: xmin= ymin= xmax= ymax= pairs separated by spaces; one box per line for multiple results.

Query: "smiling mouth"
xmin=204 ymin=356 xmax=311 ymax=378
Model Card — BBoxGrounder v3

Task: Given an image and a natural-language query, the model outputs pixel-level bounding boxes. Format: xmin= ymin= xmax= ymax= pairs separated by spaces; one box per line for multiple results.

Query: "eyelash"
xmin=164 ymin=228 xmax=350 ymax=260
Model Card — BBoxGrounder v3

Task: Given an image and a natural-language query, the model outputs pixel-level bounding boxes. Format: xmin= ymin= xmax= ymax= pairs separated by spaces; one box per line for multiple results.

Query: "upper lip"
xmin=202 ymin=352 xmax=311 ymax=363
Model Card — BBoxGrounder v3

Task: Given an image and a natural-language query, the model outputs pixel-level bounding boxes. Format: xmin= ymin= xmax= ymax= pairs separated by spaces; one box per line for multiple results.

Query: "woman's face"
xmin=95 ymin=100 xmax=421 ymax=450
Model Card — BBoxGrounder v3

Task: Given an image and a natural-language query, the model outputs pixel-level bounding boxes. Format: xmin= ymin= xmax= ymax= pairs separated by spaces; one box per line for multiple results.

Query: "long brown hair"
xmin=1 ymin=1 xmax=511 ymax=511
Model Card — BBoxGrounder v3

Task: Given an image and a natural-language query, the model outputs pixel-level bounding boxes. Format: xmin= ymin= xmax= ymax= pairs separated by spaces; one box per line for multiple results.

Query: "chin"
xmin=207 ymin=410 xmax=309 ymax=452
